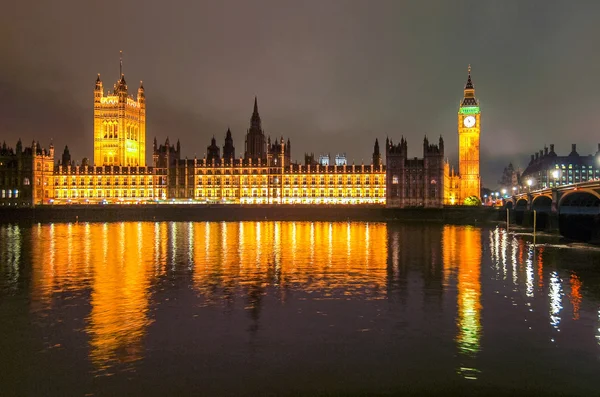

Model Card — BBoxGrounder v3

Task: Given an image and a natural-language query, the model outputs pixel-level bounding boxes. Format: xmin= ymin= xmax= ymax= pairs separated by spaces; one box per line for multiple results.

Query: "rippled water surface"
xmin=1 ymin=221 xmax=600 ymax=396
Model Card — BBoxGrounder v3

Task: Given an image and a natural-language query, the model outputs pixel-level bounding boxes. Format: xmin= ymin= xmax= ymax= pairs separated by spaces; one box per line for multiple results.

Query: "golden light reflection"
xmin=443 ymin=225 xmax=482 ymax=379
xmin=191 ymin=222 xmax=388 ymax=300
xmin=31 ymin=223 xmax=155 ymax=372
xmin=90 ymin=222 xmax=155 ymax=371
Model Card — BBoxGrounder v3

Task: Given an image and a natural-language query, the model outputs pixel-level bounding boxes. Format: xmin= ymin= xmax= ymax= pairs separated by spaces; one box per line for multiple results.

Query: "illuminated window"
xmin=392 ymin=175 xmax=399 ymax=184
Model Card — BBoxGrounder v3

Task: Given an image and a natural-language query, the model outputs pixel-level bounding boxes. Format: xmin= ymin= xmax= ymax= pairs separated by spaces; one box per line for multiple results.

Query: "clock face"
xmin=463 ymin=116 xmax=476 ymax=128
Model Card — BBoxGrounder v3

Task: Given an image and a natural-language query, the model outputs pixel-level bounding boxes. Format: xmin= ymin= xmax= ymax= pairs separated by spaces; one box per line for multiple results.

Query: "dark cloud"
xmin=1 ymin=0 xmax=600 ymax=187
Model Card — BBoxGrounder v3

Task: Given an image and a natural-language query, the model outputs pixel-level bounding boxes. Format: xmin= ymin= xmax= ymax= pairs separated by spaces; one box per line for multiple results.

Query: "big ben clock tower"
xmin=458 ymin=65 xmax=481 ymax=202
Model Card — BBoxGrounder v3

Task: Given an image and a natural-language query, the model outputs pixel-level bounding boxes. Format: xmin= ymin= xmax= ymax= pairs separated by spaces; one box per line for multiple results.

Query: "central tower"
xmin=93 ymin=56 xmax=146 ymax=167
xmin=457 ymin=65 xmax=481 ymax=201
xmin=244 ymin=97 xmax=267 ymax=161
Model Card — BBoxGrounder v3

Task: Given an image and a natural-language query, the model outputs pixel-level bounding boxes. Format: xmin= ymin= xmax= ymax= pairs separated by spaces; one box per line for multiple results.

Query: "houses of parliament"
xmin=0 ymin=64 xmax=481 ymax=207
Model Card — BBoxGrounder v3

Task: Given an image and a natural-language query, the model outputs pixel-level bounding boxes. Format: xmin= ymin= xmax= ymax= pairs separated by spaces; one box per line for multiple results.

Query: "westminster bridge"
xmin=503 ymin=180 xmax=600 ymax=242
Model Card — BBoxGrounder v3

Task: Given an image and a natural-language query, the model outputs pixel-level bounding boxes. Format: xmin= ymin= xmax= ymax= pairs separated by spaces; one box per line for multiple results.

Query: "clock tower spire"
xmin=457 ymin=64 xmax=481 ymax=202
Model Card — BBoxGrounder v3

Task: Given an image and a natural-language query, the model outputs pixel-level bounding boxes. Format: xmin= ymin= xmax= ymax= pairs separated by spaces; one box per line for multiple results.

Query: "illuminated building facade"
xmin=52 ymin=149 xmax=158 ymax=203
xmin=0 ymin=140 xmax=54 ymax=206
xmin=93 ymin=59 xmax=146 ymax=167
xmin=456 ymin=65 xmax=481 ymax=202
xmin=520 ymin=143 xmax=600 ymax=189
xmin=446 ymin=65 xmax=482 ymax=204
xmin=1 ymin=64 xmax=485 ymax=207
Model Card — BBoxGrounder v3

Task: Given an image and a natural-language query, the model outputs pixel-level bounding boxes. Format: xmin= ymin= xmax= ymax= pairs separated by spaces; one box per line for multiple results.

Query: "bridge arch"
xmin=558 ymin=189 xmax=600 ymax=208
xmin=532 ymin=194 xmax=552 ymax=210
xmin=515 ymin=198 xmax=529 ymax=208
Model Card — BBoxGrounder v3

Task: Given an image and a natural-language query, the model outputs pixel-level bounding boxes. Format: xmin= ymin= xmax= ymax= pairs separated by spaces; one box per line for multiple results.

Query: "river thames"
xmin=0 ymin=221 xmax=599 ymax=395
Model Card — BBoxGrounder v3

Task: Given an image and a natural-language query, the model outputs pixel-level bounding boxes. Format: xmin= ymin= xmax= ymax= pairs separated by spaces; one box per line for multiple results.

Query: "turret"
xmin=115 ymin=74 xmax=128 ymax=102
xmin=372 ymin=138 xmax=381 ymax=166
xmin=16 ymin=139 xmax=22 ymax=155
xmin=569 ymin=144 xmax=579 ymax=156
xmin=138 ymin=81 xmax=145 ymax=108
xmin=400 ymin=136 xmax=408 ymax=158
xmin=94 ymin=74 xmax=103 ymax=103
xmin=438 ymin=135 xmax=444 ymax=153
xmin=223 ymin=127 xmax=235 ymax=159
xmin=61 ymin=145 xmax=71 ymax=166
xmin=207 ymin=136 xmax=220 ymax=163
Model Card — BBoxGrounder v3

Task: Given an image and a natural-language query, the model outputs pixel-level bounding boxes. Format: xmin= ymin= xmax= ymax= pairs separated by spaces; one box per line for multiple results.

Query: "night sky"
xmin=2 ymin=1 xmax=600 ymax=187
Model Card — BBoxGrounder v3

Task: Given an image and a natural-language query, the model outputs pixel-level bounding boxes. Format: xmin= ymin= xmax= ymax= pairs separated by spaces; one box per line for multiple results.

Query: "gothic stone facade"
xmin=385 ymin=136 xmax=445 ymax=208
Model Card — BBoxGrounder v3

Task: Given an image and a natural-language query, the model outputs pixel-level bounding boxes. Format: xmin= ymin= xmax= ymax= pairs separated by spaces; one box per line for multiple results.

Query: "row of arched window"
xmin=102 ymin=122 xmax=141 ymax=141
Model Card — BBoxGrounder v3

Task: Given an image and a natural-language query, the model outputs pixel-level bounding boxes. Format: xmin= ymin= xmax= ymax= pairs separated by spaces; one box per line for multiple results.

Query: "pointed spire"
xmin=119 ymin=50 xmax=123 ymax=77
xmin=465 ymin=64 xmax=474 ymax=90
xmin=95 ymin=73 xmax=102 ymax=91
xmin=461 ymin=64 xmax=478 ymax=106
xmin=249 ymin=96 xmax=262 ymax=131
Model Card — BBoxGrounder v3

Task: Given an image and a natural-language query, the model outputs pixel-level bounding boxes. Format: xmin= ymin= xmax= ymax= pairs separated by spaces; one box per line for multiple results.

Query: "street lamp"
xmin=552 ymin=169 xmax=560 ymax=187
xmin=527 ymin=179 xmax=533 ymax=192
xmin=501 ymin=188 xmax=507 ymax=197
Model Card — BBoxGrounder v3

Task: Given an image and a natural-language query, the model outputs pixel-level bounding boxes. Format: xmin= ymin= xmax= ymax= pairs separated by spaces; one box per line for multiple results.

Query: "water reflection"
xmin=0 ymin=224 xmax=21 ymax=291
xmin=27 ymin=221 xmax=390 ymax=371
xmin=31 ymin=223 xmax=154 ymax=372
xmin=0 ymin=221 xmax=595 ymax=393
xmin=443 ymin=226 xmax=482 ymax=379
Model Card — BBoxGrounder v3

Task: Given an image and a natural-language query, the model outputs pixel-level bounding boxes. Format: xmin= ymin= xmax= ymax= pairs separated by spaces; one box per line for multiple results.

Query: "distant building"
xmin=498 ymin=162 xmax=522 ymax=192
xmin=318 ymin=153 xmax=347 ymax=167
xmin=335 ymin=153 xmax=348 ymax=166
xmin=521 ymin=144 xmax=600 ymax=189
xmin=318 ymin=154 xmax=330 ymax=166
